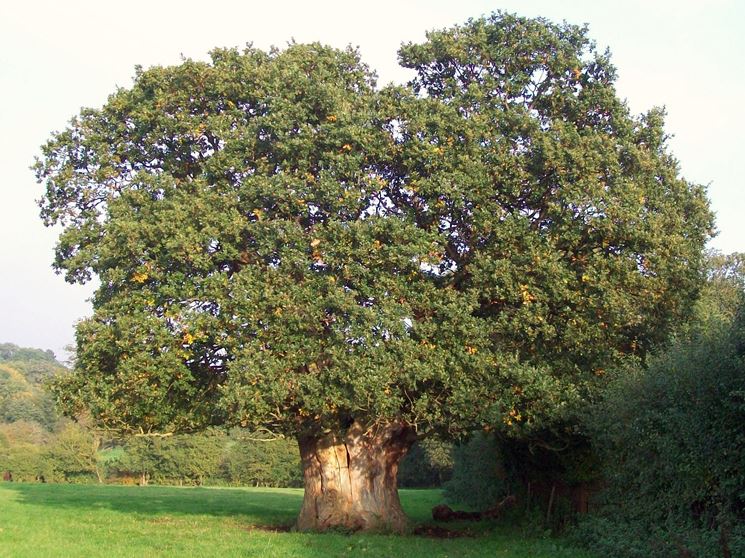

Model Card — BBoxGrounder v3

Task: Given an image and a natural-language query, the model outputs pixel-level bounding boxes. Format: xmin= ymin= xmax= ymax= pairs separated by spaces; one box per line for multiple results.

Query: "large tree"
xmin=35 ymin=14 xmax=712 ymax=531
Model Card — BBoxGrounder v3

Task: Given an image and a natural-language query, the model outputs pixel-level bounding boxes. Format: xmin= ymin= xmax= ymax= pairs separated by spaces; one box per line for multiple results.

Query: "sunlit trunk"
xmin=296 ymin=421 xmax=416 ymax=532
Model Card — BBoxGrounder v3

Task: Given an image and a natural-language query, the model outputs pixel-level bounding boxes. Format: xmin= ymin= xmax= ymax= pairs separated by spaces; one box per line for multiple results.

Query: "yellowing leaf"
xmin=520 ymin=284 xmax=536 ymax=303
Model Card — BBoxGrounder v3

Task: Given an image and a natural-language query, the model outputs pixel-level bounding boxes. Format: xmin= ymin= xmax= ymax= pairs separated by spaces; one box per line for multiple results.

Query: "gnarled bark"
xmin=296 ymin=421 xmax=416 ymax=533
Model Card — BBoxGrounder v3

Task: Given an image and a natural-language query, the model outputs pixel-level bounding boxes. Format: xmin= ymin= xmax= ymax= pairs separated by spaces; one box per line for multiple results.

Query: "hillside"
xmin=0 ymin=343 xmax=66 ymax=429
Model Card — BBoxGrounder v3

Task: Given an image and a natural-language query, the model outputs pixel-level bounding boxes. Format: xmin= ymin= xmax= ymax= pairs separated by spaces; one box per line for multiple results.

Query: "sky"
xmin=1 ymin=0 xmax=743 ymax=359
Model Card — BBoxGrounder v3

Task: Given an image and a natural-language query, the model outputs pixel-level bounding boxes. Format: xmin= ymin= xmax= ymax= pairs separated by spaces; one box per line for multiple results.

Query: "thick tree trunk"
xmin=296 ymin=421 xmax=416 ymax=533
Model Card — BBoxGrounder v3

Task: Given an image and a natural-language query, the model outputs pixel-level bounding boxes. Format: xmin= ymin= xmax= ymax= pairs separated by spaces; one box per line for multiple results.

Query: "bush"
xmin=44 ymin=422 xmax=103 ymax=483
xmin=110 ymin=431 xmax=225 ymax=485
xmin=221 ymin=432 xmax=302 ymax=488
xmin=0 ymin=442 xmax=53 ymax=482
xmin=444 ymin=432 xmax=507 ymax=509
xmin=577 ymin=304 xmax=745 ymax=556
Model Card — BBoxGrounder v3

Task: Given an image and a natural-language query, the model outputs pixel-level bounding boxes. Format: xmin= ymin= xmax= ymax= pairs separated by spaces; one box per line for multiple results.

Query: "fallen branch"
xmin=432 ymin=495 xmax=517 ymax=522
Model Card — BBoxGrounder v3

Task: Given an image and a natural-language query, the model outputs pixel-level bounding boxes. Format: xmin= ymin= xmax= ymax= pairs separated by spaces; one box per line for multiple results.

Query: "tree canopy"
xmin=36 ymin=13 xmax=712 ymax=445
xmin=0 ymin=343 xmax=57 ymax=365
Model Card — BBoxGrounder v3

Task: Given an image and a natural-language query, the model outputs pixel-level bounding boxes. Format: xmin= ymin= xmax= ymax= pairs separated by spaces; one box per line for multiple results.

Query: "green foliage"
xmin=43 ymin=422 xmax=102 ymax=483
xmin=398 ymin=437 xmax=454 ymax=487
xmin=36 ymin=14 xmax=712 ymax=453
xmin=684 ymin=250 xmax=745 ymax=335
xmin=444 ymin=432 xmax=507 ymax=509
xmin=0 ymin=344 xmax=67 ymax=431
xmin=0 ymin=343 xmax=57 ymax=364
xmin=577 ymin=272 xmax=745 ymax=557
xmin=111 ymin=431 xmax=225 ymax=485
xmin=0 ymin=362 xmax=58 ymax=429
xmin=0 ymin=341 xmax=305 ymax=488
xmin=0 ymin=422 xmax=51 ymax=481
xmin=221 ymin=431 xmax=302 ymax=488
xmin=0 ymin=444 xmax=50 ymax=482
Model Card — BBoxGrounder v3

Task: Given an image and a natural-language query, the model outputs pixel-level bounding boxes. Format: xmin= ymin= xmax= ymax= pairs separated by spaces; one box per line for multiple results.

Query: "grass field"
xmin=0 ymin=483 xmax=595 ymax=557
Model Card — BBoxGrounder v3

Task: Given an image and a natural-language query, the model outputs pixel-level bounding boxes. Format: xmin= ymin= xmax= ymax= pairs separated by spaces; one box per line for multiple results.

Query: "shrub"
xmin=444 ymin=432 xmax=507 ymax=510
xmin=110 ymin=431 xmax=225 ymax=485
xmin=44 ymin=422 xmax=103 ymax=483
xmin=221 ymin=433 xmax=302 ymax=488
xmin=577 ymin=303 xmax=745 ymax=556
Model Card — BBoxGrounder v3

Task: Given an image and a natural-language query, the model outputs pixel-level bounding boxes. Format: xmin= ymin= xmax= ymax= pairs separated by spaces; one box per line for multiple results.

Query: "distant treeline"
xmin=0 ymin=343 xmax=58 ymax=363
xmin=0 ymin=344 xmax=452 ymax=488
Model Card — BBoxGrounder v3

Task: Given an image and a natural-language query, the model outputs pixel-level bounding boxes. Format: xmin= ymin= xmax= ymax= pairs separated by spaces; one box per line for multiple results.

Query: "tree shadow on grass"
xmin=1 ymin=482 xmax=303 ymax=526
xmin=1 ymin=484 xmax=598 ymax=558
xmin=0 ymin=484 xmax=567 ymax=558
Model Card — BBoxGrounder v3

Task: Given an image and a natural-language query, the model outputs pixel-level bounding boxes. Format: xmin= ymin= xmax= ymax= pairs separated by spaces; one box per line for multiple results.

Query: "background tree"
xmin=687 ymin=250 xmax=745 ymax=331
xmin=44 ymin=422 xmax=104 ymax=483
xmin=0 ymin=343 xmax=57 ymax=365
xmin=0 ymin=349 xmax=62 ymax=429
xmin=109 ymin=437 xmax=160 ymax=486
xmin=110 ymin=431 xmax=225 ymax=485
xmin=36 ymin=13 xmax=712 ymax=531
xmin=443 ymin=432 xmax=506 ymax=509
xmin=0 ymin=420 xmax=52 ymax=482
xmin=149 ymin=431 xmax=225 ymax=485
xmin=221 ymin=431 xmax=302 ymax=488
xmin=398 ymin=437 xmax=454 ymax=488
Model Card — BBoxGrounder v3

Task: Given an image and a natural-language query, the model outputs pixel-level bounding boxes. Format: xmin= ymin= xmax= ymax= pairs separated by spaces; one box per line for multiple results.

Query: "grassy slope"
xmin=0 ymin=484 xmax=594 ymax=557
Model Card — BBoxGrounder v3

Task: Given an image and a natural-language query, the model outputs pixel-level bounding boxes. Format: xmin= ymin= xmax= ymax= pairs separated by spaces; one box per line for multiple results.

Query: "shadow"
xmin=0 ymin=484 xmax=582 ymax=558
xmin=1 ymin=482 xmax=303 ymax=526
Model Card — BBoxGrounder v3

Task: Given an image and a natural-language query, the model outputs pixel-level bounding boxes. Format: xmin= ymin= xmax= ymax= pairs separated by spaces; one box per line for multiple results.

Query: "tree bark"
xmin=296 ymin=421 xmax=416 ymax=533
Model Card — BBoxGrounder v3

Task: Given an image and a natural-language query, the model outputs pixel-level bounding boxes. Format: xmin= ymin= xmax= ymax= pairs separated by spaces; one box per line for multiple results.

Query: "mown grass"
xmin=0 ymin=483 xmax=595 ymax=557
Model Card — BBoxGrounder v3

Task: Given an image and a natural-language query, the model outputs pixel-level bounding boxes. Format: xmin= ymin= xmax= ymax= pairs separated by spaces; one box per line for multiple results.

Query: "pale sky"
xmin=1 ymin=0 xmax=743 ymax=359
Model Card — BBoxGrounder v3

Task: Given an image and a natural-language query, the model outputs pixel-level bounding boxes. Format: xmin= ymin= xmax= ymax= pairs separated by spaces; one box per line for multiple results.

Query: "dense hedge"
xmin=576 ymin=304 xmax=745 ymax=557
xmin=220 ymin=432 xmax=302 ymax=488
xmin=443 ymin=432 xmax=507 ymax=509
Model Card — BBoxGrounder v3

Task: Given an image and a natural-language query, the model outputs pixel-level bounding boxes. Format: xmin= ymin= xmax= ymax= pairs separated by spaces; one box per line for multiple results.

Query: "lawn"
xmin=0 ymin=483 xmax=595 ymax=557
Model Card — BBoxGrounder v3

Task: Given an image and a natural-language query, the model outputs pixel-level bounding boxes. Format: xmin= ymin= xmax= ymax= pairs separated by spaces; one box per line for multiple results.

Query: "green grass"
xmin=0 ymin=483 xmax=595 ymax=557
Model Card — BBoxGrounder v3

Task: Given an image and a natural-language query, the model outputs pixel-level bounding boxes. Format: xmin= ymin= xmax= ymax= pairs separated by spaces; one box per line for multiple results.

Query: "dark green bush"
xmin=577 ymin=304 xmax=745 ymax=557
xmin=443 ymin=432 xmax=507 ymax=509
xmin=0 ymin=442 xmax=53 ymax=482
xmin=44 ymin=422 xmax=103 ymax=483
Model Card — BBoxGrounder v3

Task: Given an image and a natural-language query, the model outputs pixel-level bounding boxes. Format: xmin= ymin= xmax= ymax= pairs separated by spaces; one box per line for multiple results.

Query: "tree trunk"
xmin=296 ymin=421 xmax=416 ymax=533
